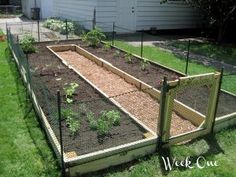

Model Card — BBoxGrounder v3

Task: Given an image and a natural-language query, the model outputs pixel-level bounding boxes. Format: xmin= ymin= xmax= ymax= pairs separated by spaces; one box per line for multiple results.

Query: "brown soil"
xmin=28 ymin=44 xmax=146 ymax=156
xmin=56 ymin=50 xmax=196 ymax=136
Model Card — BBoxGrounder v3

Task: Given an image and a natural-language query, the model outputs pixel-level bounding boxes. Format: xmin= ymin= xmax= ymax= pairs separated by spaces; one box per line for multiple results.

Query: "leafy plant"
xmin=68 ymin=119 xmax=80 ymax=136
xmin=81 ymin=27 xmax=106 ymax=47
xmin=124 ymin=52 xmax=133 ymax=63
xmin=103 ymin=43 xmax=111 ymax=51
xmin=87 ymin=111 xmax=98 ymax=130
xmin=100 ymin=110 xmax=120 ymax=126
xmin=97 ymin=119 xmax=111 ymax=136
xmin=78 ymin=103 xmax=87 ymax=114
xmin=114 ymin=50 xmax=121 ymax=57
xmin=19 ymin=34 xmax=36 ymax=54
xmin=64 ymin=82 xmax=79 ymax=103
xmin=140 ymin=59 xmax=150 ymax=71
xmin=61 ymin=108 xmax=80 ymax=136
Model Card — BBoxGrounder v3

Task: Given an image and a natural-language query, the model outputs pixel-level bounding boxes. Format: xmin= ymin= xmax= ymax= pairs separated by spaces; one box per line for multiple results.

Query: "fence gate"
xmin=158 ymin=73 xmax=221 ymax=147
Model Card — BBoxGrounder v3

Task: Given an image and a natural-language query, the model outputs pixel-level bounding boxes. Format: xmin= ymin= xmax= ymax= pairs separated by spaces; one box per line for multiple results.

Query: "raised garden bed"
xmin=9 ymin=35 xmax=236 ymax=176
xmin=25 ymin=41 xmax=156 ymax=176
xmin=45 ymin=39 xmax=236 ymax=118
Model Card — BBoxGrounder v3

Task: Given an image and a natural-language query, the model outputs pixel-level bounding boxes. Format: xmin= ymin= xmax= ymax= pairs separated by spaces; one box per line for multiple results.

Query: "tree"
xmin=162 ymin=0 xmax=236 ymax=42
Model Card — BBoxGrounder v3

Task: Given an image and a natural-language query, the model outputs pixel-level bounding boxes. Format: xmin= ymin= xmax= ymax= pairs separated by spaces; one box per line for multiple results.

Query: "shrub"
xmin=19 ymin=34 xmax=36 ymax=54
xmin=81 ymin=27 xmax=106 ymax=47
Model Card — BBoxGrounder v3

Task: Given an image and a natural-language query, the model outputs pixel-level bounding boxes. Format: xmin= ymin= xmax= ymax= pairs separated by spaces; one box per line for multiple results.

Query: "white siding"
xmin=53 ymin=0 xmax=97 ymax=29
xmin=96 ymin=0 xmax=116 ymax=31
xmin=136 ymin=0 xmax=202 ymax=30
xmin=21 ymin=0 xmax=40 ymax=18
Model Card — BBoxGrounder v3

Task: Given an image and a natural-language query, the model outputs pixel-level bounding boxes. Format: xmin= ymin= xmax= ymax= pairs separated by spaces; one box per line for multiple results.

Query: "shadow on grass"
xmin=5 ymin=47 xmax=60 ymax=176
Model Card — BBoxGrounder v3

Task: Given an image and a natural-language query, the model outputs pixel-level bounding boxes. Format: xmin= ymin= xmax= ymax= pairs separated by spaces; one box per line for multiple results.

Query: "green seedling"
xmin=114 ymin=50 xmax=121 ymax=57
xmin=103 ymin=43 xmax=111 ymax=51
xmin=87 ymin=111 xmax=98 ymax=130
xmin=100 ymin=110 xmax=121 ymax=126
xmin=124 ymin=52 xmax=133 ymax=63
xmin=64 ymin=82 xmax=79 ymax=103
xmin=68 ymin=119 xmax=80 ymax=136
xmin=97 ymin=119 xmax=111 ymax=136
xmin=140 ymin=59 xmax=150 ymax=71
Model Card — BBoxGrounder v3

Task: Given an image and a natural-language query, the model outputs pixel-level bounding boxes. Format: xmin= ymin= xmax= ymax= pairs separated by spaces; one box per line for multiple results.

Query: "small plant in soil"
xmin=102 ymin=42 xmax=111 ymax=51
xmin=114 ymin=50 xmax=121 ymax=58
xmin=61 ymin=108 xmax=80 ymax=136
xmin=81 ymin=27 xmax=106 ymax=47
xmin=140 ymin=59 xmax=150 ymax=71
xmin=124 ymin=52 xmax=133 ymax=64
xmin=78 ymin=103 xmax=87 ymax=114
xmin=100 ymin=110 xmax=121 ymax=126
xmin=87 ymin=111 xmax=98 ymax=130
xmin=19 ymin=34 xmax=36 ymax=54
xmin=87 ymin=110 xmax=121 ymax=136
xmin=64 ymin=82 xmax=79 ymax=103
xmin=97 ymin=119 xmax=111 ymax=136
xmin=68 ymin=119 xmax=80 ymax=136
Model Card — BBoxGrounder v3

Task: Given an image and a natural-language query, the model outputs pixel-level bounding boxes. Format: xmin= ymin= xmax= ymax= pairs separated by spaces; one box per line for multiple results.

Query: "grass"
xmin=0 ymin=41 xmax=59 ymax=177
xmin=167 ymin=40 xmax=236 ymax=66
xmin=113 ymin=40 xmax=236 ymax=94
xmin=1 ymin=38 xmax=236 ymax=177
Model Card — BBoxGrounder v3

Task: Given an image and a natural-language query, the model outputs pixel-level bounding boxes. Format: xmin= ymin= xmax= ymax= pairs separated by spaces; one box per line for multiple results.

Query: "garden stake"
xmin=211 ymin=67 xmax=224 ymax=133
xmin=141 ymin=30 xmax=144 ymax=58
xmin=65 ymin=19 xmax=68 ymax=40
xmin=92 ymin=8 xmax=96 ymax=29
xmin=185 ymin=40 xmax=191 ymax=75
xmin=158 ymin=77 xmax=168 ymax=150
xmin=37 ymin=20 xmax=40 ymax=42
xmin=57 ymin=91 xmax=66 ymax=177
xmin=112 ymin=22 xmax=115 ymax=46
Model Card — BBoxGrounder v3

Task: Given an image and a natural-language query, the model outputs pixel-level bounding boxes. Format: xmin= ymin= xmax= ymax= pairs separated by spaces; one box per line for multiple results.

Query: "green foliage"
xmin=63 ymin=82 xmax=79 ymax=103
xmin=100 ymin=110 xmax=121 ymax=126
xmin=114 ymin=50 xmax=121 ymax=57
xmin=97 ymin=119 xmax=111 ymax=136
xmin=140 ymin=59 xmax=150 ymax=71
xmin=87 ymin=111 xmax=98 ymax=130
xmin=124 ymin=52 xmax=133 ymax=63
xmin=86 ymin=110 xmax=121 ymax=136
xmin=61 ymin=108 xmax=80 ymax=136
xmin=103 ymin=42 xmax=111 ymax=51
xmin=68 ymin=119 xmax=80 ymax=136
xmin=43 ymin=18 xmax=77 ymax=35
xmin=81 ymin=27 xmax=106 ymax=47
xmin=19 ymin=34 xmax=36 ymax=54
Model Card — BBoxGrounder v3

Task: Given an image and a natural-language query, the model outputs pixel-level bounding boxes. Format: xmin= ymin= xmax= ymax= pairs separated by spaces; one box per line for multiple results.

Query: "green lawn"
xmin=168 ymin=40 xmax=236 ymax=66
xmin=112 ymin=40 xmax=236 ymax=94
xmin=0 ymin=41 xmax=59 ymax=177
xmin=1 ymin=39 xmax=236 ymax=177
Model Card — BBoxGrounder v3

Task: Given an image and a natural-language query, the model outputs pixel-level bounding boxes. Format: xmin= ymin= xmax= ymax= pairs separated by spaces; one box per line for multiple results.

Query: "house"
xmin=21 ymin=0 xmax=53 ymax=19
xmin=21 ymin=0 xmax=202 ymax=32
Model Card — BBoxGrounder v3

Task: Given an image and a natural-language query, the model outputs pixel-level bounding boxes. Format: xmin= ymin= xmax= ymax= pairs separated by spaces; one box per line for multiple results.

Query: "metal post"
xmin=57 ymin=91 xmax=66 ymax=177
xmin=211 ymin=67 xmax=224 ymax=133
xmin=158 ymin=77 xmax=168 ymax=150
xmin=37 ymin=20 xmax=40 ymax=42
xmin=185 ymin=40 xmax=191 ymax=75
xmin=92 ymin=8 xmax=96 ymax=29
xmin=141 ymin=30 xmax=144 ymax=58
xmin=112 ymin=22 xmax=115 ymax=46
xmin=16 ymin=35 xmax=19 ymax=44
xmin=65 ymin=19 xmax=68 ymax=40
